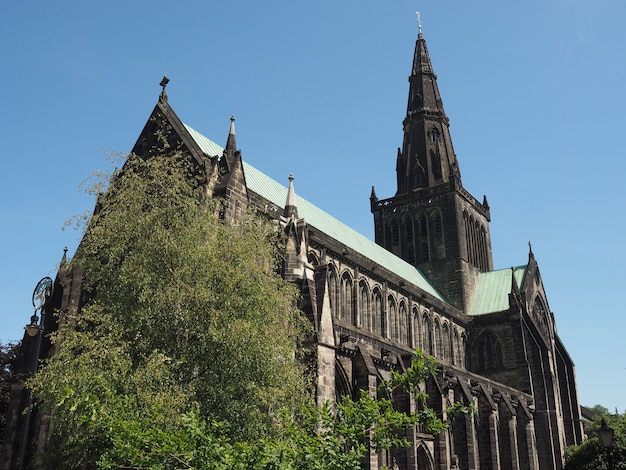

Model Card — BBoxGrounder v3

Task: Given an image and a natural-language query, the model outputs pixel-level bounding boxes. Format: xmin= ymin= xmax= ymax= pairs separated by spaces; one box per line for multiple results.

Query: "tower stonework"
xmin=371 ymin=31 xmax=492 ymax=312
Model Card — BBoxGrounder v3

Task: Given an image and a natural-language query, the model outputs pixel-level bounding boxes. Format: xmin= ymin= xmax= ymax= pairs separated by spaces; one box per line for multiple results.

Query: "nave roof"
xmin=184 ymin=123 xmax=446 ymax=302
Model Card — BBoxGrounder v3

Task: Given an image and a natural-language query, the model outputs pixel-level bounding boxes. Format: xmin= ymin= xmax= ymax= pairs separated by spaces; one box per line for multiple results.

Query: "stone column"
xmin=488 ymin=411 xmax=501 ymax=469
xmin=507 ymin=415 xmax=520 ymax=470
xmin=465 ymin=396 xmax=480 ymax=469
xmin=525 ymin=418 xmax=540 ymax=470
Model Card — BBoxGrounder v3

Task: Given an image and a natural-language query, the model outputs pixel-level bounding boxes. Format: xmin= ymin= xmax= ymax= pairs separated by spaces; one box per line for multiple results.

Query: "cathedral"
xmin=2 ymin=27 xmax=584 ymax=470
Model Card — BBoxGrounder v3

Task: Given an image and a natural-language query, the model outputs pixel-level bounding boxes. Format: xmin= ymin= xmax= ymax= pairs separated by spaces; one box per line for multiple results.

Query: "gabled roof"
xmin=184 ymin=124 xmax=446 ymax=301
xmin=469 ymin=265 xmax=527 ymax=315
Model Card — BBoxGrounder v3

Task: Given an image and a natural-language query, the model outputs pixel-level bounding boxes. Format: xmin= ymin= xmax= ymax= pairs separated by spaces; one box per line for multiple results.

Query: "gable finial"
xmin=528 ymin=240 xmax=533 ymax=255
xmin=159 ymin=76 xmax=169 ymax=101
xmin=416 ymin=11 xmax=422 ymax=36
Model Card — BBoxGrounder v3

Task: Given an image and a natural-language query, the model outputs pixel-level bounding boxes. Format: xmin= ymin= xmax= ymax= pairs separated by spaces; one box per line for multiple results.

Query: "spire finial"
xmin=416 ymin=11 xmax=422 ymax=36
xmin=159 ymin=76 xmax=169 ymax=101
xmin=229 ymin=115 xmax=236 ymax=135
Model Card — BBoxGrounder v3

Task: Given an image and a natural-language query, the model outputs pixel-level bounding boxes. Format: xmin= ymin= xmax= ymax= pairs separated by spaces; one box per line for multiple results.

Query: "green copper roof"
xmin=469 ymin=265 xmax=527 ymax=315
xmin=185 ymin=125 xmax=224 ymax=157
xmin=184 ymin=124 xmax=445 ymax=301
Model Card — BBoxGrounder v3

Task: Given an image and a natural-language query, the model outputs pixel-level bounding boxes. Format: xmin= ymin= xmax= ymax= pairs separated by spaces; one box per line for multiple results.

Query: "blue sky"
xmin=2 ymin=1 xmax=625 ymax=412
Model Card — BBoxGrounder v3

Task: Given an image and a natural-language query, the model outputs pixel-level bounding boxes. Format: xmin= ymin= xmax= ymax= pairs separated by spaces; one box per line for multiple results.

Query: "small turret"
xmin=225 ymin=115 xmax=237 ymax=158
xmin=284 ymin=174 xmax=298 ymax=219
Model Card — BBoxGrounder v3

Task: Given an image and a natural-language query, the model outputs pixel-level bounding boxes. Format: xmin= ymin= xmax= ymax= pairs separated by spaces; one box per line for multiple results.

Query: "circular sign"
xmin=32 ymin=277 xmax=53 ymax=310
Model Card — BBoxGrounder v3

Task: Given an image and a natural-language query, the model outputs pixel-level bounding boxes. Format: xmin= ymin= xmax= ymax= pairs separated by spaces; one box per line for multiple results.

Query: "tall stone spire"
xmin=396 ymin=25 xmax=461 ymax=194
xmin=372 ymin=20 xmax=493 ymax=311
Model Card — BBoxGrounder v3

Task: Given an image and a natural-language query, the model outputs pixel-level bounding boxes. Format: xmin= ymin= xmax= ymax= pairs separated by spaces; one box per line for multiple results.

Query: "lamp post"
xmin=598 ymin=418 xmax=615 ymax=470
xmin=16 ymin=277 xmax=53 ymax=470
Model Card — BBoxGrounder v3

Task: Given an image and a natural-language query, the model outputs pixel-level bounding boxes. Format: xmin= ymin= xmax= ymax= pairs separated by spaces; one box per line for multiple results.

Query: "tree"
xmin=29 ymin=153 xmax=311 ymax=468
xmin=0 ymin=341 xmax=20 ymax=449
xmin=27 ymin=153 xmax=469 ymax=469
xmin=565 ymin=410 xmax=626 ymax=469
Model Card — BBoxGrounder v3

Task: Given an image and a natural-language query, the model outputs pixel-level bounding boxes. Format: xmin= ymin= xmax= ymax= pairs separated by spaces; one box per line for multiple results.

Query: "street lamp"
xmin=598 ymin=418 xmax=615 ymax=470
xmin=16 ymin=276 xmax=53 ymax=469
xmin=599 ymin=418 xmax=615 ymax=448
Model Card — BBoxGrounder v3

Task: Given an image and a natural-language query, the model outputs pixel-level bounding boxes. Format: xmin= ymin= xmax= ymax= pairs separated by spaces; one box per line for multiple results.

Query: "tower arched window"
xmin=405 ymin=216 xmax=416 ymax=264
xmin=429 ymin=127 xmax=440 ymax=144
xmin=391 ymin=220 xmax=400 ymax=249
xmin=417 ymin=213 xmax=430 ymax=263
xmin=479 ymin=225 xmax=488 ymax=271
xmin=432 ymin=211 xmax=444 ymax=260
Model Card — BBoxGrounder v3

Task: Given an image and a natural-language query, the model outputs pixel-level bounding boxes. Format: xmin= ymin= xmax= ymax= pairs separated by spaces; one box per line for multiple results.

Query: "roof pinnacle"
xmin=159 ymin=76 xmax=169 ymax=102
xmin=284 ymin=173 xmax=298 ymax=219
xmin=60 ymin=246 xmax=68 ymax=268
xmin=225 ymin=114 xmax=237 ymax=156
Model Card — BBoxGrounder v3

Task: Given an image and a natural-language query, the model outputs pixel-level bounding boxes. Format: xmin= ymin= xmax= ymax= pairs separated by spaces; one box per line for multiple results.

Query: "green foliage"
xmin=0 ymin=341 xmax=20 ymax=449
xmin=30 ymin=154 xmax=310 ymax=468
xmin=565 ymin=411 xmax=626 ymax=469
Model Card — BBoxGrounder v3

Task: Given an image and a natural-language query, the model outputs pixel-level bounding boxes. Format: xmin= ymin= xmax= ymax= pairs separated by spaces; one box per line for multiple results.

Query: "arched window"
xmin=387 ymin=295 xmax=397 ymax=340
xmin=471 ymin=330 xmax=504 ymax=372
xmin=461 ymin=333 xmax=468 ymax=368
xmin=412 ymin=307 xmax=421 ymax=350
xmin=432 ymin=211 xmax=444 ymax=260
xmin=532 ymin=297 xmax=551 ymax=340
xmin=398 ymin=302 xmax=409 ymax=345
xmin=308 ymin=252 xmax=320 ymax=266
xmin=405 ymin=216 xmax=416 ymax=264
xmin=340 ymin=272 xmax=353 ymax=323
xmin=417 ymin=213 xmax=430 ymax=263
xmin=359 ymin=280 xmax=369 ymax=329
xmin=372 ymin=288 xmax=384 ymax=336
xmin=390 ymin=219 xmax=400 ymax=255
xmin=328 ymin=267 xmax=339 ymax=319
xmin=442 ymin=322 xmax=451 ymax=362
xmin=429 ymin=127 xmax=440 ymax=144
xmin=434 ymin=319 xmax=442 ymax=359
xmin=422 ymin=314 xmax=433 ymax=355
xmin=452 ymin=328 xmax=460 ymax=365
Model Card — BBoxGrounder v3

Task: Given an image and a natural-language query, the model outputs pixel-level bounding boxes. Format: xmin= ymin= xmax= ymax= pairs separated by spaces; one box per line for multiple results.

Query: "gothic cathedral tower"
xmin=371 ymin=28 xmax=493 ymax=312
